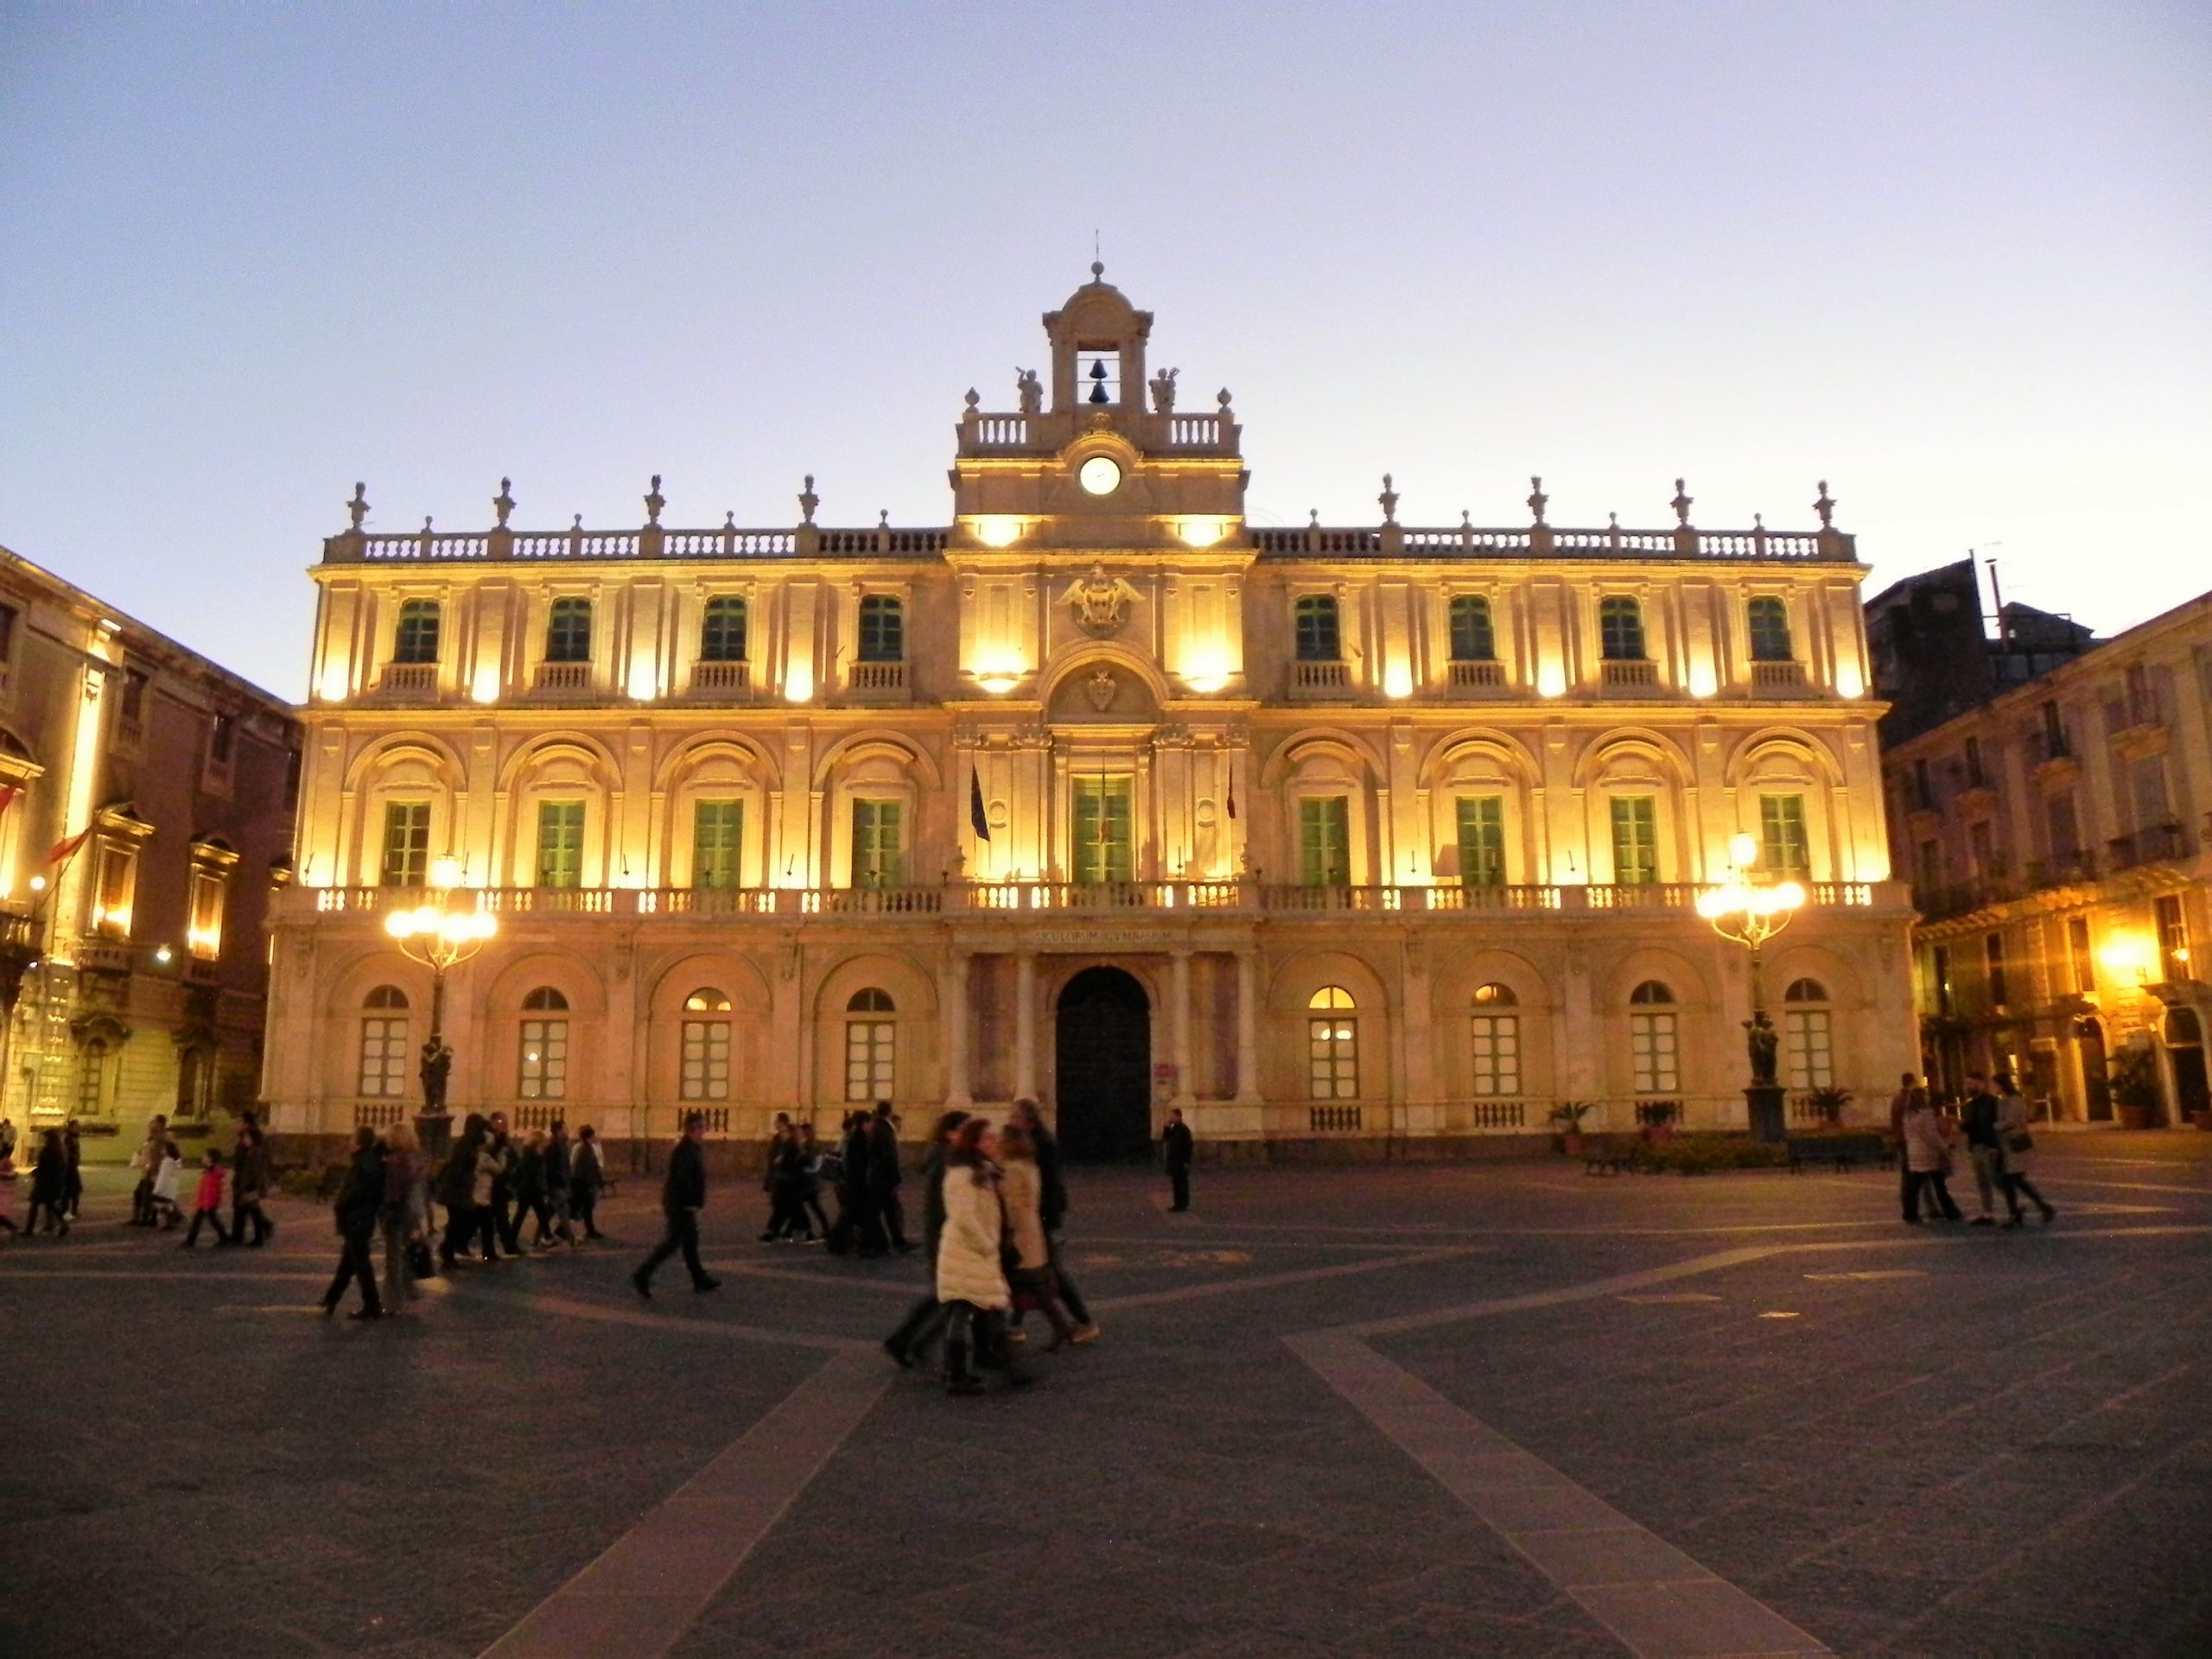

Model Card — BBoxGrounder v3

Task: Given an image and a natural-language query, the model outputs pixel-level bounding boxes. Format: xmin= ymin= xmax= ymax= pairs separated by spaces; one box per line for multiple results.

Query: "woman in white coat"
xmin=1899 ymin=1090 xmax=1963 ymax=1224
xmin=1993 ymin=1073 xmax=2056 ymax=1226
xmin=935 ymin=1117 xmax=1026 ymax=1394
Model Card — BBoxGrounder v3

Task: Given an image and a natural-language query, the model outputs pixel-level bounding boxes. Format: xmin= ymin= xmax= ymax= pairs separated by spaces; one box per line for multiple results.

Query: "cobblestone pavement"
xmin=4 ymin=1133 xmax=2209 ymax=1657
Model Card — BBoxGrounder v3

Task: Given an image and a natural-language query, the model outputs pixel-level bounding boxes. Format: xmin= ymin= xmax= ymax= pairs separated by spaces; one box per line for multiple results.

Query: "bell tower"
xmin=1046 ymin=262 xmax=1151 ymax=418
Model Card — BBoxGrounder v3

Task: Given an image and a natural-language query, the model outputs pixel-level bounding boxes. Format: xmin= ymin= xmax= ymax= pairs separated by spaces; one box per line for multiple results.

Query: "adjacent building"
xmin=0 ymin=547 xmax=302 ymax=1160
xmin=266 ymin=271 xmax=1916 ymax=1160
xmin=1882 ymin=585 xmax=2212 ymax=1122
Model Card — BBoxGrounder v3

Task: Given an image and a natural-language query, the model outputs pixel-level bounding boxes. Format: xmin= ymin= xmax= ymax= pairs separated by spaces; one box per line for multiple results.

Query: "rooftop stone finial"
xmin=878 ymin=508 xmax=891 ymax=530
xmin=1090 ymin=259 xmax=1105 ymax=281
xmin=1378 ymin=474 xmax=1399 ymax=525
xmin=645 ymin=474 xmax=665 ymax=525
xmin=493 ymin=477 xmax=515 ymax=528
xmin=798 ymin=474 xmax=819 ymax=524
xmin=1460 ymin=509 xmax=1472 ymax=530
xmin=1309 ymin=508 xmax=1320 ymax=528
xmin=723 ymin=511 xmax=736 ymax=531
xmin=1814 ymin=480 xmax=1836 ymax=529
xmin=1671 ymin=478 xmax=1694 ymax=527
xmin=347 ymin=482 xmax=368 ymax=531
xmin=1527 ymin=476 xmax=1548 ymax=527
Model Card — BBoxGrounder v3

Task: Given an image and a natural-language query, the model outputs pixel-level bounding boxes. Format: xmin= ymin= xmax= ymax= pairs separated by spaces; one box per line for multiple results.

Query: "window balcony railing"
xmin=1600 ymin=659 xmax=1658 ymax=687
xmin=2108 ymin=823 xmax=2194 ymax=871
xmin=1308 ymin=1104 xmax=1363 ymax=1133
xmin=1448 ymin=659 xmax=1505 ymax=689
xmin=689 ymin=660 xmax=750 ymax=695
xmin=849 ymin=661 xmax=906 ymax=693
xmin=534 ymin=661 xmax=593 ymax=692
xmin=1751 ymin=660 xmax=1808 ymax=690
xmin=378 ymin=662 xmax=439 ymax=696
xmin=1291 ymin=660 xmax=1351 ymax=693
xmin=353 ymin=1100 xmax=407 ymax=1128
xmin=289 ymin=878 xmax=1897 ymax=923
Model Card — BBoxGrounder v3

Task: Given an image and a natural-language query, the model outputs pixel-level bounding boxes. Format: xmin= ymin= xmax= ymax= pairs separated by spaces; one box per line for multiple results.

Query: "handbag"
xmin=2004 ymin=1129 xmax=2033 ymax=1156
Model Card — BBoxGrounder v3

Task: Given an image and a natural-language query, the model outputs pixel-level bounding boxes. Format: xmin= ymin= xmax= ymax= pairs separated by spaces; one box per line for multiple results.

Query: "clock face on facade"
xmin=1077 ymin=455 xmax=1123 ymax=496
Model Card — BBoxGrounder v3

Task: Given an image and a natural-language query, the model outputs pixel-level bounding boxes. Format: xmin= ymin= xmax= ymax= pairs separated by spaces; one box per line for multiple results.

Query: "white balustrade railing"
xmin=1291 ymin=660 xmax=1351 ymax=691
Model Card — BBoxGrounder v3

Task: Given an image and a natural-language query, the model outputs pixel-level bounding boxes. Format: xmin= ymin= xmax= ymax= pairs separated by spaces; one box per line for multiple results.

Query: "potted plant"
xmin=1548 ymin=1100 xmax=1595 ymax=1157
xmin=1808 ymin=1085 xmax=1853 ymax=1128
xmin=2110 ymin=1046 xmax=2164 ymax=1130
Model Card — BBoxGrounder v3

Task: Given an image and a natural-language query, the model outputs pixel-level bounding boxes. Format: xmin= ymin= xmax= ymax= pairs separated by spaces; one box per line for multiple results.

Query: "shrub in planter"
xmin=1548 ymin=1100 xmax=1596 ymax=1154
xmin=1807 ymin=1085 xmax=1853 ymax=1127
xmin=2109 ymin=1047 xmax=2164 ymax=1129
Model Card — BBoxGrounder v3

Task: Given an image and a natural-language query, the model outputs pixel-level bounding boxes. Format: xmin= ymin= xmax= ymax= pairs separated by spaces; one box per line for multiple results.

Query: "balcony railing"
xmin=378 ymin=661 xmax=439 ymax=696
xmin=534 ymin=661 xmax=593 ymax=692
xmin=1600 ymin=659 xmax=1659 ymax=688
xmin=849 ymin=660 xmax=906 ymax=693
xmin=689 ymin=660 xmax=750 ymax=694
xmin=1449 ymin=659 xmax=1505 ymax=689
xmin=1751 ymin=660 xmax=1808 ymax=690
xmin=289 ymin=879 xmax=1895 ymax=923
xmin=2108 ymin=823 xmax=2195 ymax=871
xmin=1292 ymin=660 xmax=1350 ymax=693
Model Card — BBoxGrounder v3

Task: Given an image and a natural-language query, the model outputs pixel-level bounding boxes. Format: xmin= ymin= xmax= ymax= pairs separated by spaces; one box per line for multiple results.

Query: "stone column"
xmin=1170 ymin=947 xmax=1196 ymax=1108
xmin=1235 ymin=947 xmax=1263 ymax=1103
xmin=945 ymin=947 xmax=973 ymax=1107
xmin=1014 ymin=950 xmax=1038 ymax=1102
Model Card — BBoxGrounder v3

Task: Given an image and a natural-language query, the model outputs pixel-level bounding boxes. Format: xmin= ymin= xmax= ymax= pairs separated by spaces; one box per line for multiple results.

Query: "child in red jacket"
xmin=179 ymin=1148 xmax=231 ymax=1248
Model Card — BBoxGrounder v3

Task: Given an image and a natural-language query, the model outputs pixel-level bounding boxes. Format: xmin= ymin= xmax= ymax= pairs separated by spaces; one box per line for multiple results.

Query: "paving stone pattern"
xmin=3 ymin=1135 xmax=2209 ymax=1656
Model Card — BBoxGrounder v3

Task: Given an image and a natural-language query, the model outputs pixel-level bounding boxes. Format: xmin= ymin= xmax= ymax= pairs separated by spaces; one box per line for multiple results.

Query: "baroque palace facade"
xmin=266 ymin=272 xmax=1915 ymax=1159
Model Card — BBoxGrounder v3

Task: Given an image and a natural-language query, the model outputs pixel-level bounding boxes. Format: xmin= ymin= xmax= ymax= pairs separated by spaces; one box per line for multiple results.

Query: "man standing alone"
xmin=633 ymin=1113 xmax=720 ymax=1299
xmin=1161 ymin=1108 xmax=1194 ymax=1213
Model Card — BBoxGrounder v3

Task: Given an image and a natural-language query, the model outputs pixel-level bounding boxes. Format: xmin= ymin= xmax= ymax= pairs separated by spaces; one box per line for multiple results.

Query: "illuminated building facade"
xmin=1884 ymin=588 xmax=2212 ymax=1123
xmin=0 ymin=546 xmax=301 ymax=1160
xmin=269 ymin=272 xmax=1914 ymax=1158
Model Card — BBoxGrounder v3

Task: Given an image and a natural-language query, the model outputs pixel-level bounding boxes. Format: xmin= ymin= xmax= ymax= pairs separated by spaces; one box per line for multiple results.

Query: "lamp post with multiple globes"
xmin=1696 ymin=831 xmax=1806 ymax=1143
xmin=384 ymin=856 xmax=495 ymax=1155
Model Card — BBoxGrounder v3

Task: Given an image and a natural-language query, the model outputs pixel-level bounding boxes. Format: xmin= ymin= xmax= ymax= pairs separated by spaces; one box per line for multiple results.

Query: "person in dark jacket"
xmin=1011 ymin=1098 xmax=1100 ymax=1343
xmin=1161 ymin=1108 xmax=1194 ymax=1211
xmin=60 ymin=1119 xmax=83 ymax=1219
xmin=322 ymin=1126 xmax=387 ymax=1319
xmin=514 ymin=1130 xmax=549 ymax=1245
xmin=569 ymin=1125 xmax=607 ymax=1240
xmin=486 ymin=1113 xmax=521 ymax=1254
xmin=632 ymin=1113 xmax=720 ymax=1299
xmin=227 ymin=1116 xmax=275 ymax=1247
xmin=882 ymin=1110 xmax=969 ymax=1368
xmin=436 ymin=1115 xmax=486 ymax=1269
xmin=1960 ymin=1073 xmax=2005 ymax=1226
xmin=868 ymin=1103 xmax=912 ymax=1253
xmin=541 ymin=1122 xmax=577 ymax=1248
xmin=831 ymin=1111 xmax=880 ymax=1255
xmin=27 ymin=1128 xmax=69 ymax=1236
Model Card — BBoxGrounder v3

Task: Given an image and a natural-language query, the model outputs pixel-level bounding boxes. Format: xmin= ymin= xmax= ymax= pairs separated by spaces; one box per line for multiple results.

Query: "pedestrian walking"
xmin=24 ymin=1130 xmax=64 ymax=1236
xmin=321 ymin=1126 xmax=387 ymax=1319
xmin=60 ymin=1119 xmax=82 ymax=1219
xmin=797 ymin=1122 xmax=831 ymax=1239
xmin=1994 ymin=1072 xmax=2057 ymax=1226
xmin=1010 ymin=1098 xmax=1099 ymax=1344
xmin=759 ymin=1113 xmax=792 ymax=1238
xmin=474 ymin=1117 xmax=512 ymax=1261
xmin=379 ymin=1120 xmax=425 ymax=1306
xmin=570 ymin=1124 xmax=607 ymax=1239
xmin=632 ymin=1112 xmax=720 ymax=1299
xmin=486 ymin=1114 xmax=520 ymax=1254
xmin=228 ymin=1116 xmax=274 ymax=1247
xmin=999 ymin=1122 xmax=1077 ymax=1350
xmin=0 ymin=1113 xmax=16 ymax=1166
xmin=882 ymin=1109 xmax=969 ymax=1369
xmin=868 ymin=1103 xmax=913 ymax=1254
xmin=935 ymin=1117 xmax=1025 ymax=1395
xmin=542 ymin=1121 xmax=578 ymax=1248
xmin=1899 ymin=1089 xmax=1962 ymax=1224
xmin=761 ymin=1120 xmax=810 ymax=1243
xmin=1960 ymin=1073 xmax=2005 ymax=1226
xmin=149 ymin=1139 xmax=183 ymax=1229
xmin=1887 ymin=1072 xmax=1923 ymax=1220
xmin=1161 ymin=1107 xmax=1194 ymax=1212
xmin=128 ymin=1114 xmax=170 ymax=1226
xmin=436 ymin=1114 xmax=485 ymax=1268
xmin=0 ymin=1148 xmax=21 ymax=1239
xmin=515 ymin=1129 xmax=550 ymax=1245
xmin=838 ymin=1110 xmax=882 ymax=1255
xmin=177 ymin=1149 xmax=231 ymax=1247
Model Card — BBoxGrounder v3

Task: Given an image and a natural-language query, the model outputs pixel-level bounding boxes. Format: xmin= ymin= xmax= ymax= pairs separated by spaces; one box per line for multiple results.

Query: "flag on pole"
xmin=969 ymin=764 xmax=990 ymax=842
xmin=48 ymin=826 xmax=93 ymax=865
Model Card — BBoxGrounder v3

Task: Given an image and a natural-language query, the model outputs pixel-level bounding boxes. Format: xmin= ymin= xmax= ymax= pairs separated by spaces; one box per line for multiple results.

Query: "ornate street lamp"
xmin=1696 ymin=831 xmax=1805 ymax=1143
xmin=385 ymin=857 xmax=495 ymax=1155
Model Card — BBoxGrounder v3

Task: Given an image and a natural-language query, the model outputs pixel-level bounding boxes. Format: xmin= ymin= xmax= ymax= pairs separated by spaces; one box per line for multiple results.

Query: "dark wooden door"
xmin=1055 ymin=967 xmax=1153 ymax=1162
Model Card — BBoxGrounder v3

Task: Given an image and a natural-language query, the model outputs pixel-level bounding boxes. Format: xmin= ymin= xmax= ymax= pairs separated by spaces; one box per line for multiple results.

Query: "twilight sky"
xmin=3 ymin=2 xmax=2207 ymax=700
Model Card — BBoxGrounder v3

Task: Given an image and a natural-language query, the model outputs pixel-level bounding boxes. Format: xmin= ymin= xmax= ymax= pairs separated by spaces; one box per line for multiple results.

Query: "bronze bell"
xmin=1088 ymin=358 xmax=1110 ymax=404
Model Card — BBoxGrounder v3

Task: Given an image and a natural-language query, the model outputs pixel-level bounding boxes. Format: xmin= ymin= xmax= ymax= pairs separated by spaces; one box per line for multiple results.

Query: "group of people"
xmin=0 ymin=1116 xmax=81 ymax=1239
xmin=759 ymin=1103 xmax=912 ymax=1255
xmin=317 ymin=1110 xmax=613 ymax=1319
xmin=1891 ymin=1070 xmax=2058 ymax=1227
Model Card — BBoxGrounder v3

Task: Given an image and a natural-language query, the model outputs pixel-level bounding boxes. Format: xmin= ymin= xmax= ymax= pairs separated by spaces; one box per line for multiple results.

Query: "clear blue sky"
xmin=3 ymin=2 xmax=2206 ymax=699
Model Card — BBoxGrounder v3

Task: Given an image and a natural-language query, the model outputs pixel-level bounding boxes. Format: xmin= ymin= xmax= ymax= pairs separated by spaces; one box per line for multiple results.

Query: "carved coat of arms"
xmin=1061 ymin=564 xmax=1141 ymax=637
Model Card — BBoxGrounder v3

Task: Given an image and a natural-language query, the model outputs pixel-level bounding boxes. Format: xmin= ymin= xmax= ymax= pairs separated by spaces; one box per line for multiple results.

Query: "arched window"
xmin=1783 ymin=977 xmax=1834 ymax=1090
xmin=700 ymin=596 xmax=748 ymax=664
xmin=1448 ymin=594 xmax=1496 ymax=663
xmin=845 ymin=988 xmax=894 ymax=1100
xmin=1470 ymin=983 xmax=1520 ymax=1096
xmin=519 ymin=987 xmax=569 ymax=1099
xmin=857 ymin=595 xmax=904 ymax=663
xmin=682 ymin=988 xmax=732 ymax=1101
xmin=394 ymin=600 xmax=442 ymax=664
xmin=1294 ymin=594 xmax=1341 ymax=662
xmin=1307 ymin=986 xmax=1358 ymax=1099
xmin=544 ymin=598 xmax=593 ymax=664
xmin=1627 ymin=980 xmax=1678 ymax=1094
xmin=359 ymin=985 xmax=410 ymax=1098
xmin=1599 ymin=596 xmax=1646 ymax=662
xmin=1746 ymin=596 xmax=1793 ymax=663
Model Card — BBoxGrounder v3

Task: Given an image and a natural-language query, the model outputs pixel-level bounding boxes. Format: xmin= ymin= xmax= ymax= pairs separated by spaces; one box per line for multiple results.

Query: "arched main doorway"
xmin=1055 ymin=966 xmax=1152 ymax=1161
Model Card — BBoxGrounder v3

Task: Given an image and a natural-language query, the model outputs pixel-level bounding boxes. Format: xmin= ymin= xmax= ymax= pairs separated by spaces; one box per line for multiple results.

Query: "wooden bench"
xmin=1581 ymin=1133 xmax=1639 ymax=1175
xmin=1785 ymin=1134 xmax=1895 ymax=1173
